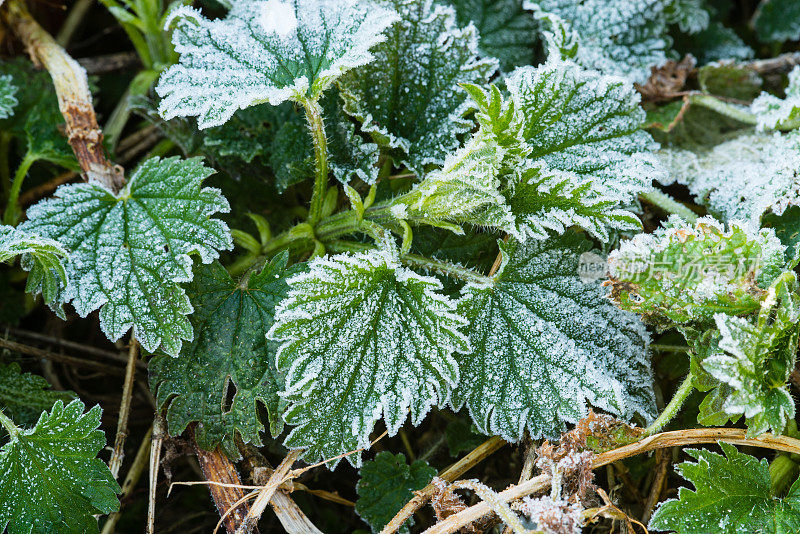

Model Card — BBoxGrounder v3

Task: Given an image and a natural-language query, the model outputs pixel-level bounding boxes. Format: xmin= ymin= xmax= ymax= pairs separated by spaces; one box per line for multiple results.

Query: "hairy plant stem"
xmin=688 ymin=93 xmax=800 ymax=131
xmin=644 ymin=373 xmax=694 ymax=437
xmin=303 ymin=99 xmax=329 ymax=227
xmin=639 ymin=189 xmax=698 ymax=223
xmin=108 ymin=335 xmax=139 ymax=480
xmin=3 ymin=151 xmax=35 ymax=225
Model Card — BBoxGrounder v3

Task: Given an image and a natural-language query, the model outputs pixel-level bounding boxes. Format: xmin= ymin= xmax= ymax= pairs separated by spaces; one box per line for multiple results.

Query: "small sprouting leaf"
xmin=664 ymin=0 xmax=710 ymax=34
xmin=649 ymin=442 xmax=800 ymax=533
xmin=659 ymin=132 xmax=800 ymax=225
xmin=0 ymin=74 xmax=18 ymax=119
xmin=751 ymin=65 xmax=800 ymax=131
xmin=355 ymin=451 xmax=436 ymax=533
xmin=156 ymin=0 xmax=399 ymax=128
xmin=149 ymin=255 xmax=295 ymax=459
xmin=0 ymin=400 xmax=120 ymax=534
xmin=340 ymin=0 xmax=497 ymax=175
xmin=691 ymin=271 xmax=800 ymax=437
xmin=0 ymin=224 xmax=69 ymax=311
xmin=526 ymin=0 xmax=671 ymax=83
xmin=268 ymin=247 xmax=469 ymax=465
xmin=752 ymin=0 xmax=800 ymax=43
xmin=445 ymin=0 xmax=538 ymax=71
xmin=452 ymin=233 xmax=656 ymax=442
xmin=504 ymin=57 xmax=661 ymax=242
xmin=20 ymin=157 xmax=232 ymax=356
xmin=0 ymin=362 xmax=75 ymax=427
xmin=608 ymin=217 xmax=786 ymax=328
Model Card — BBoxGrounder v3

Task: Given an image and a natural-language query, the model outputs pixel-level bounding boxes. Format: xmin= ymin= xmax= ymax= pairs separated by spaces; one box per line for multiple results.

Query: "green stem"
xmin=0 ymin=410 xmax=18 ymax=437
xmin=640 ymin=189 xmax=698 ymax=223
xmin=3 ymin=151 xmax=36 ymax=225
xmin=688 ymin=94 xmax=758 ymax=126
xmin=644 ymin=374 xmax=694 ymax=437
xmin=327 ymin=240 xmax=490 ymax=284
xmin=302 ymin=98 xmax=329 ymax=227
xmin=104 ymin=69 xmax=161 ymax=150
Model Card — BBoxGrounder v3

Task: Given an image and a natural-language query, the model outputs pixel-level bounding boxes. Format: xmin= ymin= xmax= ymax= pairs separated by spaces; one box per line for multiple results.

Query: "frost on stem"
xmin=156 ymin=0 xmax=399 ymax=128
xmin=268 ymin=246 xmax=470 ymax=466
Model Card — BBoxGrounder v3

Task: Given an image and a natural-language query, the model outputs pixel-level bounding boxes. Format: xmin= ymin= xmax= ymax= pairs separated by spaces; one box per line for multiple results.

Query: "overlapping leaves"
xmin=157 ymin=0 xmax=399 ymax=127
xmin=21 ymin=157 xmax=232 ymax=355
xmin=0 ymin=363 xmax=75 ymax=427
xmin=751 ymin=65 xmax=800 ymax=132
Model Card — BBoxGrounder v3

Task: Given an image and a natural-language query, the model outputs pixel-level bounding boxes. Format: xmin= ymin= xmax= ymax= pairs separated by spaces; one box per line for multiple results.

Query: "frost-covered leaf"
xmin=0 ymin=362 xmax=75 ymax=427
xmin=0 ymin=400 xmax=120 ymax=534
xmin=0 ymin=74 xmax=18 ymax=119
xmin=324 ymin=90 xmax=381 ymax=185
xmin=0 ymin=224 xmax=69 ymax=311
xmin=149 ymin=255 xmax=295 ymax=459
xmin=355 ymin=451 xmax=436 ymax=533
xmin=752 ymin=0 xmax=800 ymax=43
xmin=659 ymin=132 xmax=800 ymax=225
xmin=526 ymin=0 xmax=671 ymax=83
xmin=649 ymin=442 xmax=800 ymax=533
xmin=503 ymin=58 xmax=661 ymax=242
xmin=156 ymin=0 xmax=399 ymax=128
xmin=665 ymin=0 xmax=710 ymax=34
xmin=608 ymin=217 xmax=786 ymax=328
xmin=202 ymin=102 xmax=291 ymax=164
xmin=452 ymin=233 xmax=656 ymax=442
xmin=674 ymin=21 xmax=753 ymax=64
xmin=340 ymin=0 xmax=497 ymax=175
xmin=445 ymin=0 xmax=538 ymax=71
xmin=268 ymin=247 xmax=469 ymax=465
xmin=20 ymin=157 xmax=232 ymax=356
xmin=751 ymin=66 xmax=800 ymax=132
xmin=690 ymin=271 xmax=800 ymax=437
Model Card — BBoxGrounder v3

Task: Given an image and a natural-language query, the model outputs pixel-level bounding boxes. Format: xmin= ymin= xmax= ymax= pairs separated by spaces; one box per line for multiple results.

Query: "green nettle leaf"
xmin=751 ymin=66 xmax=800 ymax=132
xmin=156 ymin=0 xmax=399 ymax=128
xmin=0 ymin=74 xmax=18 ymax=119
xmin=149 ymin=255 xmax=295 ymax=459
xmin=452 ymin=233 xmax=656 ymax=442
xmin=659 ymin=132 xmax=800 ymax=226
xmin=673 ymin=21 xmax=753 ymax=64
xmin=649 ymin=442 xmax=800 ymax=533
xmin=355 ymin=451 xmax=436 ymax=533
xmin=526 ymin=0 xmax=671 ymax=83
xmin=202 ymin=102 xmax=292 ymax=164
xmin=20 ymin=157 xmax=232 ymax=356
xmin=691 ymin=272 xmax=800 ymax=437
xmin=752 ymin=0 xmax=800 ymax=43
xmin=0 ymin=400 xmax=120 ymax=534
xmin=608 ymin=217 xmax=786 ymax=328
xmin=0 ymin=224 xmax=69 ymax=311
xmin=0 ymin=363 xmax=75 ymax=427
xmin=504 ymin=57 xmax=661 ymax=242
xmin=445 ymin=0 xmax=538 ymax=71
xmin=268 ymin=247 xmax=469 ymax=465
xmin=324 ymin=90 xmax=381 ymax=185
xmin=340 ymin=0 xmax=498 ymax=175
xmin=664 ymin=0 xmax=709 ymax=34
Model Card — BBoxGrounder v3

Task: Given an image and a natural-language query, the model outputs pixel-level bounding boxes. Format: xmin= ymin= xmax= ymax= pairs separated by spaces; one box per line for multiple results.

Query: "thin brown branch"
xmin=380 ymin=436 xmax=507 ymax=534
xmin=0 ymin=337 xmax=127 ymax=376
xmin=101 ymin=424 xmax=153 ymax=534
xmin=193 ymin=435 xmax=260 ymax=534
xmin=77 ymin=51 xmax=141 ymax=75
xmin=422 ymin=429 xmax=800 ymax=534
xmin=641 ymin=447 xmax=671 ymax=524
xmin=148 ymin=416 xmax=165 ymax=534
xmin=17 ymin=171 xmax=78 ymax=205
xmin=108 ymin=335 xmax=139 ymax=479
xmin=3 ymin=0 xmax=124 ymax=191
xmin=237 ymin=449 xmax=304 ymax=534
xmin=746 ymin=52 xmax=800 ymax=75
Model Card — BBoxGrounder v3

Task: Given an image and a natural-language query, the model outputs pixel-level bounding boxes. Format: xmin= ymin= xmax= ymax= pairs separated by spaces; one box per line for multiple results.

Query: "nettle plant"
xmin=3 ymin=0 xmax=800 ymax=532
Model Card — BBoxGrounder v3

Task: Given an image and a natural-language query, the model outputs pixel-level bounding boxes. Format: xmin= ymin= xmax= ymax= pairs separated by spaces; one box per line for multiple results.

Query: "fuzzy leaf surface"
xmin=0 ymin=400 xmax=120 ymax=534
xmin=0 ymin=363 xmax=75 ymax=427
xmin=157 ymin=0 xmax=399 ymax=128
xmin=149 ymin=255 xmax=294 ymax=459
xmin=355 ymin=451 xmax=436 ymax=533
xmin=340 ymin=0 xmax=497 ymax=175
xmin=453 ymin=233 xmax=656 ymax=441
xmin=753 ymin=0 xmax=800 ymax=43
xmin=649 ymin=442 xmax=800 ymax=533
xmin=446 ymin=0 xmax=537 ymax=71
xmin=0 ymin=74 xmax=18 ymax=119
xmin=608 ymin=217 xmax=786 ymax=328
xmin=0 ymin=224 xmax=69 ymax=310
xmin=20 ymin=157 xmax=232 ymax=355
xmin=751 ymin=66 xmax=800 ymax=131
xmin=269 ymin=248 xmax=469 ymax=465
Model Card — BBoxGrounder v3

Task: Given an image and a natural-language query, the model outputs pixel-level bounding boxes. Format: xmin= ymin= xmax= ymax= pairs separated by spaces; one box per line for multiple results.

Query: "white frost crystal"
xmin=751 ymin=65 xmax=800 ymax=131
xmin=20 ymin=157 xmax=232 ymax=355
xmin=269 ymin=247 xmax=470 ymax=465
xmin=0 ymin=74 xmax=18 ymax=119
xmin=157 ymin=0 xmax=398 ymax=128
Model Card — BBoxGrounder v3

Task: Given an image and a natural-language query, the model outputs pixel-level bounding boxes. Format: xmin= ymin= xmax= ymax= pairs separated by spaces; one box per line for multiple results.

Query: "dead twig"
xmin=148 ymin=416 xmax=165 ymax=534
xmin=0 ymin=337 xmax=127 ymax=376
xmin=108 ymin=335 xmax=139 ymax=479
xmin=236 ymin=449 xmax=304 ymax=534
xmin=101 ymin=424 xmax=153 ymax=534
xmin=641 ymin=448 xmax=671 ymax=524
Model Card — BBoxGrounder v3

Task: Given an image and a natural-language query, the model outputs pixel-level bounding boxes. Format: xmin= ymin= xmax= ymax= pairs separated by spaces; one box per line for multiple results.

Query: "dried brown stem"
xmin=101 ymin=425 xmax=153 ymax=534
xmin=380 ymin=436 xmax=507 ymax=534
xmin=237 ymin=449 xmax=304 ymax=534
xmin=641 ymin=447 xmax=671 ymax=524
xmin=746 ymin=52 xmax=800 ymax=75
xmin=148 ymin=416 xmax=165 ymax=534
xmin=108 ymin=336 xmax=139 ymax=479
xmin=3 ymin=0 xmax=124 ymax=191
xmin=17 ymin=171 xmax=77 ymax=205
xmin=0 ymin=337 xmax=127 ymax=376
